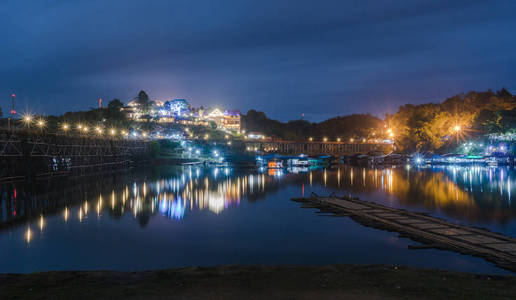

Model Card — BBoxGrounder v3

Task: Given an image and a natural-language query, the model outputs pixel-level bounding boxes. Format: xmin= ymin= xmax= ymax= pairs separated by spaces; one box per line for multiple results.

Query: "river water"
xmin=1 ymin=165 xmax=515 ymax=274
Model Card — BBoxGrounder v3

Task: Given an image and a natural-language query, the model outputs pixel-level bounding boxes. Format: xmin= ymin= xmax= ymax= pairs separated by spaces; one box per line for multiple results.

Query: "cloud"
xmin=1 ymin=0 xmax=515 ymax=120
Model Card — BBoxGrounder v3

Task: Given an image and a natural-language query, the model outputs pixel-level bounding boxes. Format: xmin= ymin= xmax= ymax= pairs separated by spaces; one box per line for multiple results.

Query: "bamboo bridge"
xmin=0 ymin=129 xmax=150 ymax=181
xmin=293 ymin=194 xmax=516 ymax=272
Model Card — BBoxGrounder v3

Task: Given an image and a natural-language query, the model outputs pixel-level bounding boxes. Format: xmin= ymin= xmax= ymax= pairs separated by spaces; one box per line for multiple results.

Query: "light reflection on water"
xmin=1 ymin=165 xmax=516 ymax=274
xmin=307 ymin=165 xmax=516 ymax=228
xmin=3 ymin=165 xmax=516 ymax=243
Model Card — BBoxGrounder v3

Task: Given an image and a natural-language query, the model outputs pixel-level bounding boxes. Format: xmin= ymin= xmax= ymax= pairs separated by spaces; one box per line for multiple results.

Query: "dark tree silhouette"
xmin=107 ymin=98 xmax=124 ymax=111
xmin=136 ymin=90 xmax=151 ymax=112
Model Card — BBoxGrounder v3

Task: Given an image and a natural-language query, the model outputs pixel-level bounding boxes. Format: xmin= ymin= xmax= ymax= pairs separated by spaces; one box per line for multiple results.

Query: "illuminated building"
xmin=166 ymin=99 xmax=190 ymax=116
xmin=222 ymin=110 xmax=241 ymax=130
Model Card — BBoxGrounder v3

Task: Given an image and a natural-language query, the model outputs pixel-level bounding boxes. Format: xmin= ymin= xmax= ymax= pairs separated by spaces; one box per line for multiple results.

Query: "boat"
xmin=267 ymin=159 xmax=284 ymax=169
xmin=287 ymin=157 xmax=310 ymax=167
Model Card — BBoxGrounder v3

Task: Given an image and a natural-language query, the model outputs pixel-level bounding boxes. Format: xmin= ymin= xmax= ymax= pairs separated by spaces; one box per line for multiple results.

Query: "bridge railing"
xmin=0 ymin=129 xmax=150 ymax=180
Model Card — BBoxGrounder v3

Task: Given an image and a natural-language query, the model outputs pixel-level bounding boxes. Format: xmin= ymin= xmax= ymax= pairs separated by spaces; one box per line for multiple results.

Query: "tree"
xmin=136 ymin=90 xmax=151 ymax=113
xmin=107 ymin=98 xmax=124 ymax=111
xmin=497 ymin=87 xmax=512 ymax=99
xmin=389 ymin=90 xmax=516 ymax=152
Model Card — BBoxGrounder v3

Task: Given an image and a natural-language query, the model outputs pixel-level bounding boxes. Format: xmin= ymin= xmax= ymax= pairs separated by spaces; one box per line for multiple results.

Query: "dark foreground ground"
xmin=1 ymin=264 xmax=515 ymax=299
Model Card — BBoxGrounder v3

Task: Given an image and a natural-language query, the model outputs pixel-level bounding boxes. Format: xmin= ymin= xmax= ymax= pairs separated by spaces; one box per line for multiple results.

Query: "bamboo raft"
xmin=292 ymin=194 xmax=516 ymax=272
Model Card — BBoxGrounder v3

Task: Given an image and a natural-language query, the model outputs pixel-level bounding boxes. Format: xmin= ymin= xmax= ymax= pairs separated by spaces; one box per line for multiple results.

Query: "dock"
xmin=292 ymin=195 xmax=516 ymax=272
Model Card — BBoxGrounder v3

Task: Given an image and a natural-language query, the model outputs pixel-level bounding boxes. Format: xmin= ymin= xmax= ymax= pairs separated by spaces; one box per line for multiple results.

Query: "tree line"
xmin=241 ymin=110 xmax=384 ymax=141
xmin=242 ymin=88 xmax=516 ymax=152
xmin=388 ymin=88 xmax=516 ymax=152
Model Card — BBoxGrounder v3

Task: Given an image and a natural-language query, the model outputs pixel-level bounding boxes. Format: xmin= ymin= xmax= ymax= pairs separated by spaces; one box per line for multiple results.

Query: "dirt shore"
xmin=1 ymin=264 xmax=515 ymax=299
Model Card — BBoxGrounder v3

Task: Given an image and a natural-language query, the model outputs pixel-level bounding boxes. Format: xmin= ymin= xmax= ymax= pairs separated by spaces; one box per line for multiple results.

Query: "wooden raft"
xmin=292 ymin=195 xmax=516 ymax=272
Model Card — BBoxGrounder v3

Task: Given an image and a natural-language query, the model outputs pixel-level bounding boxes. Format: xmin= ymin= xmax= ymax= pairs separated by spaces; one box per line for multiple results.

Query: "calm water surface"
xmin=1 ymin=165 xmax=516 ymax=274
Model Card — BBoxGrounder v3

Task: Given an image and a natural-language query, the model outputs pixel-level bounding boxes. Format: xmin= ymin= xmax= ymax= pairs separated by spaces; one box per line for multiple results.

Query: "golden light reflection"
xmin=15 ymin=165 xmax=513 ymax=240
xmin=39 ymin=215 xmax=44 ymax=231
xmin=26 ymin=227 xmax=32 ymax=243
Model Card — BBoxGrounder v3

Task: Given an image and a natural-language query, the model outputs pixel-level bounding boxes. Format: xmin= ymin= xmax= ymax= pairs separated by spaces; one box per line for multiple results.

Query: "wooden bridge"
xmin=293 ymin=195 xmax=516 ymax=272
xmin=244 ymin=140 xmax=393 ymax=155
xmin=0 ymin=129 xmax=150 ymax=181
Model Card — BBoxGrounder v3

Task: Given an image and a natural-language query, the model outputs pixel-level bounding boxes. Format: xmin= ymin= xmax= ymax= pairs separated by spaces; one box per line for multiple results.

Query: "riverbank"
xmin=1 ymin=264 xmax=515 ymax=299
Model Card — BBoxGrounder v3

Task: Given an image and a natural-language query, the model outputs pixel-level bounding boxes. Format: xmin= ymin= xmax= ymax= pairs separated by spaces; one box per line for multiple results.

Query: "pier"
xmin=293 ymin=195 xmax=516 ymax=272
xmin=244 ymin=140 xmax=393 ymax=155
xmin=0 ymin=129 xmax=150 ymax=181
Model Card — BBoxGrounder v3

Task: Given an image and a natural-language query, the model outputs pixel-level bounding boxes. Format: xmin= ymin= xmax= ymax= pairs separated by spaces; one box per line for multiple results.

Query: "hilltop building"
xmin=123 ymin=97 xmax=240 ymax=130
xmin=222 ymin=110 xmax=241 ymax=130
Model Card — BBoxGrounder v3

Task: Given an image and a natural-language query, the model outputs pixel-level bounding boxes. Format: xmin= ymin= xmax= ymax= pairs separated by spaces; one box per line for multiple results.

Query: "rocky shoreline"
xmin=1 ymin=264 xmax=516 ymax=299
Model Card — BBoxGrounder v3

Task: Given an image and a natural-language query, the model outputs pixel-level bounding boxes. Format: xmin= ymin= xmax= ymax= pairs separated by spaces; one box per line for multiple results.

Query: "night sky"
xmin=1 ymin=0 xmax=515 ymax=121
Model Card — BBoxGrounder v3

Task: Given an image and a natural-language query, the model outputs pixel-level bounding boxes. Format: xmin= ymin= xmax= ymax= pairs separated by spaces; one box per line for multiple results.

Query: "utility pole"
xmin=8 ymin=93 xmax=15 ymax=130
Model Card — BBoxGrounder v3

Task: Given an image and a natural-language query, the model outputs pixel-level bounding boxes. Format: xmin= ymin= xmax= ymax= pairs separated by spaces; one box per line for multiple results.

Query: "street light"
xmin=309 ymin=137 xmax=313 ymax=141
xmin=337 ymin=138 xmax=341 ymax=142
xmin=454 ymin=125 xmax=461 ymax=132
xmin=62 ymin=123 xmax=70 ymax=131
xmin=323 ymin=137 xmax=328 ymax=142
xmin=36 ymin=119 xmax=46 ymax=128
xmin=22 ymin=114 xmax=33 ymax=127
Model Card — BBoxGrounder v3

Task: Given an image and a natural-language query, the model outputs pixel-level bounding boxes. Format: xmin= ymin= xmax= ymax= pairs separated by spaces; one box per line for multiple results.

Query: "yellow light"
xmin=142 ymin=132 xmax=148 ymax=137
xmin=121 ymin=130 xmax=128 ymax=136
xmin=36 ymin=119 xmax=45 ymax=127
xmin=309 ymin=137 xmax=313 ymax=141
xmin=22 ymin=114 xmax=33 ymax=124
xmin=454 ymin=125 xmax=461 ymax=132
xmin=337 ymin=138 xmax=341 ymax=142
xmin=323 ymin=137 xmax=328 ymax=142
xmin=389 ymin=132 xmax=394 ymax=138
xmin=62 ymin=123 xmax=69 ymax=131
xmin=39 ymin=215 xmax=44 ymax=231
xmin=387 ymin=128 xmax=392 ymax=134
xmin=110 ymin=129 xmax=116 ymax=135
xmin=225 ymin=135 xmax=229 ymax=139
xmin=95 ymin=126 xmax=101 ymax=132
xmin=83 ymin=127 xmax=89 ymax=133
xmin=77 ymin=124 xmax=83 ymax=130
xmin=204 ymin=134 xmax=209 ymax=140
xmin=26 ymin=228 xmax=32 ymax=243
xmin=350 ymin=138 xmax=354 ymax=142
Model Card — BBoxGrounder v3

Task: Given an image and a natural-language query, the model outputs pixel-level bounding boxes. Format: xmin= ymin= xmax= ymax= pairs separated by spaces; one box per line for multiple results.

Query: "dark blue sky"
xmin=1 ymin=0 xmax=515 ymax=121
